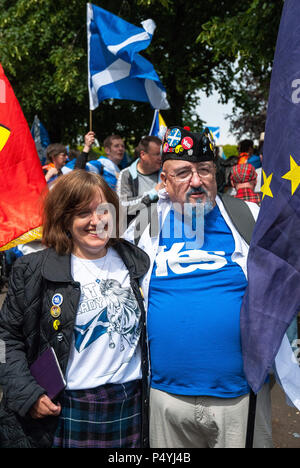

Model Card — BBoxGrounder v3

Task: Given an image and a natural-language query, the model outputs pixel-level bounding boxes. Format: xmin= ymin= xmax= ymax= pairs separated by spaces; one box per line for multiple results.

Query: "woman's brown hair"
xmin=42 ymin=170 xmax=120 ymax=255
xmin=46 ymin=143 xmax=67 ymax=163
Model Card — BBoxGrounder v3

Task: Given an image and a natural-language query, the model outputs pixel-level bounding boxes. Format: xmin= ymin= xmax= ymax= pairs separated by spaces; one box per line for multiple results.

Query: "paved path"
xmin=0 ymin=289 xmax=299 ymax=448
xmin=271 ymin=380 xmax=300 ymax=448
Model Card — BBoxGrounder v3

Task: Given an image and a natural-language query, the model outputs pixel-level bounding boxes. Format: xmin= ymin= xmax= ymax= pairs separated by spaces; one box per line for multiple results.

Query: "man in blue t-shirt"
xmin=125 ymin=126 xmax=272 ymax=448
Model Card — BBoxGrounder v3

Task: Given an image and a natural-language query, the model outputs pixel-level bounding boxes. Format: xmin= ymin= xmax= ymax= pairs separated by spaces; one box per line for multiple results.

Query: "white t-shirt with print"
xmin=65 ymin=247 xmax=142 ymax=390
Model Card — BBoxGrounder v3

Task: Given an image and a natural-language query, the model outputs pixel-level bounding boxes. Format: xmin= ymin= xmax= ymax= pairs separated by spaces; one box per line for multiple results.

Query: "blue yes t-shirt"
xmin=148 ymin=205 xmax=250 ymax=398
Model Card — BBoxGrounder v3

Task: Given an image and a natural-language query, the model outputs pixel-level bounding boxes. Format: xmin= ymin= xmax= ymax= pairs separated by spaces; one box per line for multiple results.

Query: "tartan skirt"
xmin=52 ymin=379 xmax=142 ymax=448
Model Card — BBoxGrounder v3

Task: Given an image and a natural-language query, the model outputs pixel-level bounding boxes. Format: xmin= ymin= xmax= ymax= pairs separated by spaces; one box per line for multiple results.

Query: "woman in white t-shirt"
xmin=0 ymin=170 xmax=150 ymax=448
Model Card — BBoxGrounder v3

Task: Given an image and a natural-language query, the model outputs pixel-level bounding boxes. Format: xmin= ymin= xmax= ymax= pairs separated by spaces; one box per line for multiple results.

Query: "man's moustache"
xmin=186 ymin=187 xmax=208 ymax=198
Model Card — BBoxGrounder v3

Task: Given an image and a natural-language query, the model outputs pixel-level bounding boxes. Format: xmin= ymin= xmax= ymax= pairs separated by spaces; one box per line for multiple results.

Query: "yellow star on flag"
xmin=260 ymin=170 xmax=273 ymax=200
xmin=282 ymin=155 xmax=300 ymax=195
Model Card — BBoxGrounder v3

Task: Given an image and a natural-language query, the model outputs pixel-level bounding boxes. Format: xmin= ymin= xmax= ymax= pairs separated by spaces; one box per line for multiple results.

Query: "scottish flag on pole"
xmin=208 ymin=126 xmax=220 ymax=142
xmin=87 ymin=3 xmax=169 ymax=111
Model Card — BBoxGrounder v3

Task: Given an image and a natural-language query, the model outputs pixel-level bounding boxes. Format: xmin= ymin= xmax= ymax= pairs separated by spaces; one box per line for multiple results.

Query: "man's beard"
xmin=185 ymin=187 xmax=214 ymax=215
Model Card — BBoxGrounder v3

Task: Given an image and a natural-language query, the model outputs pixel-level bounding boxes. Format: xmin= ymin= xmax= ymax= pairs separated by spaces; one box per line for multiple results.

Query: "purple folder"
xmin=30 ymin=347 xmax=66 ymax=400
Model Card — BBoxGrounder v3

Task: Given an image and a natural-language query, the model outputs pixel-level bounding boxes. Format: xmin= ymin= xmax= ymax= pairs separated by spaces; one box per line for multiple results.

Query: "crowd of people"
xmin=0 ymin=125 xmax=291 ymax=449
xmin=42 ymin=129 xmax=264 ymax=207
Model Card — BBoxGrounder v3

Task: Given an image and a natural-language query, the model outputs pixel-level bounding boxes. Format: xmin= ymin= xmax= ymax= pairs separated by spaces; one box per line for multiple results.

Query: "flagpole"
xmin=149 ymin=109 xmax=158 ymax=135
xmin=89 ymin=110 xmax=93 ymax=132
xmin=87 ymin=4 xmax=93 ymax=134
xmin=245 ymin=389 xmax=257 ymax=448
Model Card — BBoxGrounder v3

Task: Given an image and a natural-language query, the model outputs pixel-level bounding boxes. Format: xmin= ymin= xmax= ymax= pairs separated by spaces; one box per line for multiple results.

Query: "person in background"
xmin=117 ymin=136 xmax=163 ymax=224
xmin=237 ymin=139 xmax=254 ymax=165
xmin=61 ymin=131 xmax=96 ymax=175
xmin=218 ymin=155 xmax=239 ymax=195
xmin=230 ymin=163 xmax=261 ymax=205
xmin=0 ymin=170 xmax=149 ymax=448
xmin=43 ymin=144 xmax=68 ymax=183
xmin=86 ymin=135 xmax=126 ymax=190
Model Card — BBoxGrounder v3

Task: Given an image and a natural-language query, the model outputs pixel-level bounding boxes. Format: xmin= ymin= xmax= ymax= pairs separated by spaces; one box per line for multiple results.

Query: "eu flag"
xmin=87 ymin=3 xmax=169 ymax=111
xmin=240 ymin=0 xmax=300 ymax=393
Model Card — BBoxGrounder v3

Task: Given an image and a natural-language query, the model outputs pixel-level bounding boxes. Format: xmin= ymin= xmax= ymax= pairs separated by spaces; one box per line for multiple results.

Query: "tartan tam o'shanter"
xmin=230 ymin=163 xmax=257 ymax=185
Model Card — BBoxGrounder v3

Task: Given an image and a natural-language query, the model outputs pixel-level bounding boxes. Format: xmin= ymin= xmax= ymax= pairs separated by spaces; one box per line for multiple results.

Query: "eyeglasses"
xmin=167 ymin=166 xmax=214 ymax=182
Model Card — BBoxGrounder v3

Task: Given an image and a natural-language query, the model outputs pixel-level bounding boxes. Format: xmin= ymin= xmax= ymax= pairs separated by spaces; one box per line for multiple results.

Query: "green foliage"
xmin=198 ymin=0 xmax=283 ymax=74
xmin=222 ymin=144 xmax=238 ymax=159
xmin=0 ymin=0 xmax=88 ymax=142
xmin=0 ymin=0 xmax=246 ymax=144
xmin=197 ymin=0 xmax=284 ymax=139
xmin=0 ymin=0 xmax=284 ymax=144
xmin=137 ymin=0 xmax=171 ymax=7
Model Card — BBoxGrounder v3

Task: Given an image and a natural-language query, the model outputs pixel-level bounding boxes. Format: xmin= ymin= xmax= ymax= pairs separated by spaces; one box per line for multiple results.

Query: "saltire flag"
xmin=31 ymin=115 xmax=51 ymax=165
xmin=240 ymin=0 xmax=300 ymax=396
xmin=208 ymin=126 xmax=220 ymax=141
xmin=0 ymin=64 xmax=47 ymax=251
xmin=87 ymin=3 xmax=169 ymax=111
xmin=149 ymin=109 xmax=167 ymax=140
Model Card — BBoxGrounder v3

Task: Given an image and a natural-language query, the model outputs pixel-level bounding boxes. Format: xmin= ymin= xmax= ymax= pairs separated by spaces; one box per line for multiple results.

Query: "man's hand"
xmin=29 ymin=394 xmax=61 ymax=419
xmin=83 ymin=131 xmax=95 ymax=153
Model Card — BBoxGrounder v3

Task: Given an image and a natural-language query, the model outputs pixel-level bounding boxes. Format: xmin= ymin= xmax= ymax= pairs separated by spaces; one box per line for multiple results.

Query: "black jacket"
xmin=0 ymin=240 xmax=150 ymax=448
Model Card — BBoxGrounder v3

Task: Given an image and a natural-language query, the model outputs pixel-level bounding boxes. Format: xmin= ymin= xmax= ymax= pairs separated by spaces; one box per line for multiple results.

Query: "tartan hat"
xmin=230 ymin=163 xmax=257 ymax=184
xmin=161 ymin=126 xmax=216 ymax=164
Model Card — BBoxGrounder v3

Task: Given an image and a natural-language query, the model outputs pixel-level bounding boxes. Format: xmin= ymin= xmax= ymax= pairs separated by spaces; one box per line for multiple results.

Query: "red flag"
xmin=0 ymin=64 xmax=47 ymax=250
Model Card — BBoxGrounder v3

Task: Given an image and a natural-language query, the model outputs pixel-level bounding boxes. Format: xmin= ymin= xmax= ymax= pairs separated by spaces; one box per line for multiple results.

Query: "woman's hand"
xmin=29 ymin=394 xmax=61 ymax=419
